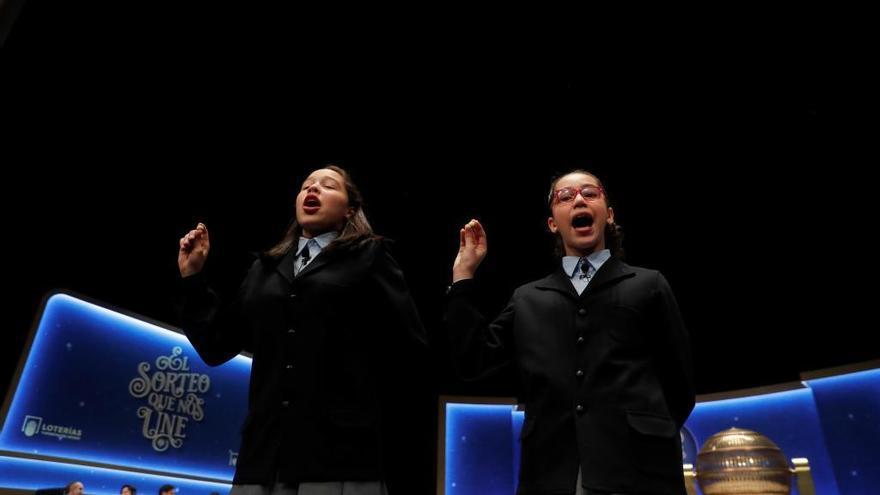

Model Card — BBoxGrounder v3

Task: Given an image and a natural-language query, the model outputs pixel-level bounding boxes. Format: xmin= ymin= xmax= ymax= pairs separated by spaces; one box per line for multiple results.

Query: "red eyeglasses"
xmin=551 ymin=185 xmax=605 ymax=204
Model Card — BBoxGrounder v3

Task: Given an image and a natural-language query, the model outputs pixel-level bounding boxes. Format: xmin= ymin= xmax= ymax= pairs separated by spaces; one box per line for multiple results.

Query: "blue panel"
xmin=0 ymin=293 xmax=251 ymax=482
xmin=509 ymin=410 xmax=523 ymax=492
xmin=0 ymin=455 xmax=231 ymax=494
xmin=683 ymin=387 xmax=839 ymax=495
xmin=805 ymin=368 xmax=880 ymax=494
xmin=444 ymin=371 xmax=880 ymax=495
xmin=445 ymin=403 xmax=515 ymax=495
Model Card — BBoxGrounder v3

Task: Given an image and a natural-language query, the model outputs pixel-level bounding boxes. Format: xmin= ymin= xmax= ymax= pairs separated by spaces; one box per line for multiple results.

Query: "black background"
xmin=1 ymin=4 xmax=865 ymax=492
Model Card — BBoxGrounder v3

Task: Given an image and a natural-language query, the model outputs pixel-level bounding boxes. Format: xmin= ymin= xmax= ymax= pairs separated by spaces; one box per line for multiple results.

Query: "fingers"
xmin=461 ymin=219 xmax=484 ymax=248
xmin=471 ymin=220 xmax=485 ymax=245
xmin=180 ymin=223 xmax=209 ymax=252
xmin=180 ymin=235 xmax=193 ymax=252
xmin=459 ymin=228 xmax=466 ymax=249
xmin=463 ymin=221 xmax=476 ymax=248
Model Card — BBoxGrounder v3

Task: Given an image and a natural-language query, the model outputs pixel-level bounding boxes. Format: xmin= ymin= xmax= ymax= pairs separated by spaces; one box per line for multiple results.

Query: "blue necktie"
xmin=579 ymin=257 xmax=593 ymax=282
xmin=297 ymin=239 xmax=316 ymax=275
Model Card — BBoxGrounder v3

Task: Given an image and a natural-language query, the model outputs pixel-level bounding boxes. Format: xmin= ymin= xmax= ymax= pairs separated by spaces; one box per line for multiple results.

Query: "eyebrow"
xmin=304 ymin=175 xmax=341 ymax=185
xmin=559 ymin=183 xmax=599 ymax=189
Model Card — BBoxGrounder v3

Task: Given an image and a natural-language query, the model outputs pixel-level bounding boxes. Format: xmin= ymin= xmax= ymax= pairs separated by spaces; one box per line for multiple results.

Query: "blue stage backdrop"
xmin=3 ymin=292 xmax=878 ymax=495
xmin=1 ymin=292 xmax=253 ymax=493
xmin=441 ymin=365 xmax=880 ymax=495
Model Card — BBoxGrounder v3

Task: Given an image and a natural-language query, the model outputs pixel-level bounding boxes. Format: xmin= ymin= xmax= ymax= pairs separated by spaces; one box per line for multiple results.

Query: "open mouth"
xmin=572 ymin=212 xmax=594 ymax=229
xmin=303 ymin=195 xmax=321 ymax=212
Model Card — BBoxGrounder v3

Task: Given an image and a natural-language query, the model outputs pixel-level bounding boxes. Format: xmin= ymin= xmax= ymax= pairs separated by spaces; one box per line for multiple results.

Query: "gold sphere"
xmin=696 ymin=427 xmax=792 ymax=495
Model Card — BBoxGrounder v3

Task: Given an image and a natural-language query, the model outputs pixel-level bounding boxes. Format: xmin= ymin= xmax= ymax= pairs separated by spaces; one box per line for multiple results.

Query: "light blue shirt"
xmin=295 ymin=231 xmax=339 ymax=275
xmin=561 ymin=249 xmax=612 ymax=295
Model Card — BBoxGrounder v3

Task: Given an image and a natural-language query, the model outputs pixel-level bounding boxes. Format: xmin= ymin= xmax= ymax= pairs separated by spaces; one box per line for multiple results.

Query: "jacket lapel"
xmin=535 ymin=256 xmax=635 ymax=300
xmin=273 ymin=240 xmax=338 ymax=284
xmin=535 ymin=266 xmax=580 ymax=301
xmin=580 ymin=256 xmax=635 ymax=298
xmin=274 ymin=248 xmax=297 ymax=285
xmin=294 ymin=251 xmax=333 ymax=280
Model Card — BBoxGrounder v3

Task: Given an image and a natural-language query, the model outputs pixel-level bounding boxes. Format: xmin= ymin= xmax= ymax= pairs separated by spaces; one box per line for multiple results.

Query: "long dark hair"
xmin=547 ymin=169 xmax=625 ymax=259
xmin=265 ymin=165 xmax=379 ymax=259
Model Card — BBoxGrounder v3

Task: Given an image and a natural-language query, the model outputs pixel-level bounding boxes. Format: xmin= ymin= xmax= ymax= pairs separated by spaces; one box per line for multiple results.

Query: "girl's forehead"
xmin=556 ymin=173 xmax=598 ymax=188
xmin=306 ymin=169 xmax=344 ymax=182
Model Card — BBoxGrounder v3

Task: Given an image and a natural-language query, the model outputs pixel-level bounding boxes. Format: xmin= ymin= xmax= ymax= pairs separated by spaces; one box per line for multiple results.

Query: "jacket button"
xmin=578 ymin=308 xmax=587 ymax=316
xmin=281 ymin=400 xmax=290 ymax=408
xmin=576 ymin=404 xmax=585 ymax=413
xmin=576 ymin=336 xmax=585 ymax=345
xmin=576 ymin=369 xmax=584 ymax=378
xmin=286 ymin=364 xmax=293 ymax=370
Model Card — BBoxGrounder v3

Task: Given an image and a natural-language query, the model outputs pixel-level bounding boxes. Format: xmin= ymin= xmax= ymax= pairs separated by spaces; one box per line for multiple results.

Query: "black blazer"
xmin=177 ymin=238 xmax=427 ymax=485
xmin=446 ymin=256 xmax=694 ymax=495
